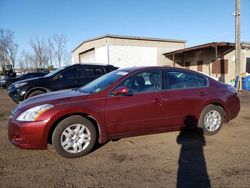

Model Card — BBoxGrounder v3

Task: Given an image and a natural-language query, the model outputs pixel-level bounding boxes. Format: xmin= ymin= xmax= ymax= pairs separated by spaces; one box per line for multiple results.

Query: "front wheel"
xmin=198 ymin=105 xmax=224 ymax=135
xmin=52 ymin=115 xmax=97 ymax=158
xmin=27 ymin=90 xmax=45 ymax=98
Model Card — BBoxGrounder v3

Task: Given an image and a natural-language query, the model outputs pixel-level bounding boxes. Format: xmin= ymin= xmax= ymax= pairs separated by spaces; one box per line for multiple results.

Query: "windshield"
xmin=17 ymin=74 xmax=24 ymax=79
xmin=44 ymin=67 xmax=64 ymax=77
xmin=80 ymin=70 xmax=129 ymax=93
xmin=5 ymin=64 xmax=12 ymax=71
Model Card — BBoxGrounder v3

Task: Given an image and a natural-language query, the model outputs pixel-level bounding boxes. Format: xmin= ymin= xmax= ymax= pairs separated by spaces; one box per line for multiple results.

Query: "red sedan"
xmin=8 ymin=67 xmax=240 ymax=158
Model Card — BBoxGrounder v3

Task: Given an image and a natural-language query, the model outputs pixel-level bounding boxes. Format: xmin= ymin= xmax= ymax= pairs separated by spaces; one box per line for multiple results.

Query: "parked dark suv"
xmin=8 ymin=64 xmax=117 ymax=103
xmin=0 ymin=72 xmax=48 ymax=89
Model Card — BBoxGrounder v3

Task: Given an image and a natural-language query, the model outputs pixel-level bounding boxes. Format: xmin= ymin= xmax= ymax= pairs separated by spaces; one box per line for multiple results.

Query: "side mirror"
xmin=112 ymin=86 xmax=130 ymax=96
xmin=53 ymin=74 xmax=62 ymax=80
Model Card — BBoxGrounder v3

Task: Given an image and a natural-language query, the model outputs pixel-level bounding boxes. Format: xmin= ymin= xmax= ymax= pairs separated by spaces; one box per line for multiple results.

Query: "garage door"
xmin=79 ymin=49 xmax=95 ymax=63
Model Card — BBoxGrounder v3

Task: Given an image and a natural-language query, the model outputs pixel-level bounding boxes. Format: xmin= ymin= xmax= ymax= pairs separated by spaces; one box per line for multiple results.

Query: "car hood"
xmin=13 ymin=76 xmax=44 ymax=84
xmin=1 ymin=77 xmax=19 ymax=82
xmin=16 ymin=89 xmax=90 ymax=111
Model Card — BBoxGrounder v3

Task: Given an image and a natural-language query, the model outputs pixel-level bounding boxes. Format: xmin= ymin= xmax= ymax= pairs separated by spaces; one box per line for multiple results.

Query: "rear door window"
xmin=81 ymin=67 xmax=104 ymax=76
xmin=94 ymin=67 xmax=103 ymax=75
xmin=83 ymin=67 xmax=94 ymax=76
xmin=164 ymin=70 xmax=207 ymax=90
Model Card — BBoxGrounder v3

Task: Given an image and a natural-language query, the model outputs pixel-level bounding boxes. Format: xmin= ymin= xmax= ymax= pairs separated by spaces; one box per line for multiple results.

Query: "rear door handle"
xmin=200 ymin=91 xmax=208 ymax=96
xmin=153 ymin=98 xmax=163 ymax=105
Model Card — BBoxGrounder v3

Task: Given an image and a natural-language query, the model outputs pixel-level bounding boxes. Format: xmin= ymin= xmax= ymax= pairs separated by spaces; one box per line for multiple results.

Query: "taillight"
xmin=226 ymin=84 xmax=237 ymax=94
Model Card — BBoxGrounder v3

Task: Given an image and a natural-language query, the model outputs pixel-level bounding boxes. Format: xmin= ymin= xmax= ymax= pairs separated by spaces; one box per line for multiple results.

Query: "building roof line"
xmin=72 ymin=34 xmax=186 ymax=52
xmin=163 ymin=42 xmax=235 ymax=56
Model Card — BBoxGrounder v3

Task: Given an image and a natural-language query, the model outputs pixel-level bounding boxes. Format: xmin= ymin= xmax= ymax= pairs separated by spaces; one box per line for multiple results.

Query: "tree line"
xmin=0 ymin=28 xmax=71 ymax=72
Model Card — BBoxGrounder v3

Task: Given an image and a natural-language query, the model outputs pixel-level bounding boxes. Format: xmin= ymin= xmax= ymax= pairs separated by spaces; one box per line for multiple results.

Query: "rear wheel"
xmin=198 ymin=105 xmax=224 ymax=135
xmin=27 ymin=90 xmax=45 ymax=98
xmin=52 ymin=115 xmax=97 ymax=158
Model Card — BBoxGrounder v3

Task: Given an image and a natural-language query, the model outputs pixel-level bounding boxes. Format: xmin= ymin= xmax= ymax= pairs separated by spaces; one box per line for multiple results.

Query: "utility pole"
xmin=234 ymin=0 xmax=241 ymax=90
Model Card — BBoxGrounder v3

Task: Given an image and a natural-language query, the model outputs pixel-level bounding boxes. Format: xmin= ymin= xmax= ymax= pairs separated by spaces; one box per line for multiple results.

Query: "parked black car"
xmin=8 ymin=64 xmax=118 ymax=103
xmin=0 ymin=72 xmax=48 ymax=89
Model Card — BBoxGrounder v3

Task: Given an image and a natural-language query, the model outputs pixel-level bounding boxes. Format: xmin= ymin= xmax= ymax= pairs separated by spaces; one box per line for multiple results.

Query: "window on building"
xmin=212 ymin=59 xmax=228 ymax=74
xmin=178 ymin=62 xmax=184 ymax=67
xmin=246 ymin=58 xmax=250 ymax=73
xmin=185 ymin=62 xmax=190 ymax=69
xmin=197 ymin=60 xmax=203 ymax=72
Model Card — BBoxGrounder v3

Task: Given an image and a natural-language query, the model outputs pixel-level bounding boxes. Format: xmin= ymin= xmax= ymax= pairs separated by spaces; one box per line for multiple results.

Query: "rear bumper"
xmin=226 ymin=94 xmax=240 ymax=122
xmin=8 ymin=117 xmax=48 ymax=149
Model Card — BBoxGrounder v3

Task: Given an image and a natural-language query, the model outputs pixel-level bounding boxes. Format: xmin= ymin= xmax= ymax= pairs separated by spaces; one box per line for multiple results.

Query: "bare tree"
xmin=0 ymin=29 xmax=10 ymax=68
xmin=0 ymin=28 xmax=18 ymax=68
xmin=63 ymin=52 xmax=72 ymax=66
xmin=30 ymin=38 xmax=49 ymax=69
xmin=18 ymin=50 xmax=35 ymax=72
xmin=7 ymin=43 xmax=18 ymax=68
xmin=49 ymin=34 xmax=67 ymax=68
xmin=48 ymin=39 xmax=54 ymax=67
xmin=17 ymin=51 xmax=25 ymax=72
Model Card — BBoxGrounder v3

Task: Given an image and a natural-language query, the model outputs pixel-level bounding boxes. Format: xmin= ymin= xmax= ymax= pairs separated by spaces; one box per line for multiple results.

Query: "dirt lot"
xmin=0 ymin=89 xmax=250 ymax=188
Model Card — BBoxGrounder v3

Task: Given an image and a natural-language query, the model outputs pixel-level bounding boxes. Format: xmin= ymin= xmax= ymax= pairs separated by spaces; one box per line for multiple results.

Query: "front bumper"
xmin=8 ymin=117 xmax=48 ymax=149
xmin=0 ymin=82 xmax=6 ymax=88
xmin=8 ymin=86 xmax=25 ymax=103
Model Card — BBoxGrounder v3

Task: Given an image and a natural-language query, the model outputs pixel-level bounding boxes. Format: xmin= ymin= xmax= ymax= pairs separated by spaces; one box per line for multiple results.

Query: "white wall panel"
xmin=109 ymin=45 xmax=157 ymax=68
xmin=95 ymin=46 xmax=108 ymax=64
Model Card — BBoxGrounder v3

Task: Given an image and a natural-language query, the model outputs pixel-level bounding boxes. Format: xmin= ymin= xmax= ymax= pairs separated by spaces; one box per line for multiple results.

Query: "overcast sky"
xmin=0 ymin=0 xmax=249 ymax=53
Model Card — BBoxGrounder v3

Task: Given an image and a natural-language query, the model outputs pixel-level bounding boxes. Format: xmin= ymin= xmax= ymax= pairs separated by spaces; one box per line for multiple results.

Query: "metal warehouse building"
xmin=72 ymin=34 xmax=186 ymax=68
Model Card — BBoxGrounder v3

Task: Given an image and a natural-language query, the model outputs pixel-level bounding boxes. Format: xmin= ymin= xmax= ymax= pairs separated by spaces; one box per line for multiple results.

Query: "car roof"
xmin=25 ymin=72 xmax=46 ymax=74
xmin=69 ymin=63 xmax=115 ymax=67
xmin=118 ymin=66 xmax=198 ymax=72
xmin=117 ymin=66 xmax=213 ymax=79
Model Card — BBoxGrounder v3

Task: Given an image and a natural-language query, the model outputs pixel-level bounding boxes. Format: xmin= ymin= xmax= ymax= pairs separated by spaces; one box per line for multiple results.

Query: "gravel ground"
xmin=0 ymin=89 xmax=250 ymax=188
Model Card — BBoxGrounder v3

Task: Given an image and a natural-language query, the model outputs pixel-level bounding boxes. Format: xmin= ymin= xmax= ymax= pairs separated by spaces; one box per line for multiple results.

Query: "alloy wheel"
xmin=204 ymin=110 xmax=222 ymax=132
xmin=60 ymin=124 xmax=91 ymax=153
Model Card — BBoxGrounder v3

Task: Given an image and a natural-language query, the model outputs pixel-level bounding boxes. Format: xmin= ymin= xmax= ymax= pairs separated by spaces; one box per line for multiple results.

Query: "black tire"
xmin=198 ymin=105 xmax=224 ymax=136
xmin=27 ymin=90 xmax=45 ymax=98
xmin=52 ymin=115 xmax=97 ymax=158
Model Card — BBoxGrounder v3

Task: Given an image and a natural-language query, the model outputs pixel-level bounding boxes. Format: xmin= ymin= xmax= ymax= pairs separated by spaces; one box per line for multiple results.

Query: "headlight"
xmin=14 ymin=82 xmax=27 ymax=88
xmin=16 ymin=104 xmax=54 ymax=121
